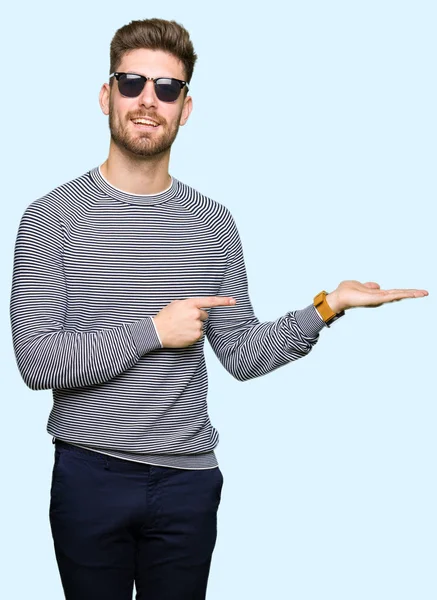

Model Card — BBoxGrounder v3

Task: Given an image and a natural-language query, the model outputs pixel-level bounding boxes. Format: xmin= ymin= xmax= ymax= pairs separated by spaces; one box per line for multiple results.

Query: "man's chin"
xmin=111 ymin=136 xmax=170 ymax=158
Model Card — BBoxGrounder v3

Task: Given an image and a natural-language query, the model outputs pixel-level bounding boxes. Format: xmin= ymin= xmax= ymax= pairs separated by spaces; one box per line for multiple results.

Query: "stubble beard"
xmin=108 ymin=101 xmax=181 ymax=158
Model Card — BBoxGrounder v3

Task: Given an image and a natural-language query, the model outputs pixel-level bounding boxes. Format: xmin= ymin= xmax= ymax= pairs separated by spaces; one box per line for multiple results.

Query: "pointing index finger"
xmin=191 ymin=296 xmax=237 ymax=309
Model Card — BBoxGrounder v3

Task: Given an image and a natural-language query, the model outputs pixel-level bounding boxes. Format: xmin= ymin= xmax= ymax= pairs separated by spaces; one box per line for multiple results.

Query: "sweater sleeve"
xmin=10 ymin=202 xmax=162 ymax=391
xmin=205 ymin=210 xmax=326 ymax=381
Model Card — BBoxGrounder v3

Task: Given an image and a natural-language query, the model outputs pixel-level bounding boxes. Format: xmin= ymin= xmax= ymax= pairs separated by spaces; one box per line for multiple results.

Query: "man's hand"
xmin=153 ymin=296 xmax=237 ymax=348
xmin=326 ymin=280 xmax=429 ymax=313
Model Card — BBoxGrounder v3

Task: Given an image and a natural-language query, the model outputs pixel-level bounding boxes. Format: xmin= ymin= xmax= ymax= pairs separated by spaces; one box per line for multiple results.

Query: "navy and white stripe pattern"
xmin=10 ymin=167 xmax=326 ymax=469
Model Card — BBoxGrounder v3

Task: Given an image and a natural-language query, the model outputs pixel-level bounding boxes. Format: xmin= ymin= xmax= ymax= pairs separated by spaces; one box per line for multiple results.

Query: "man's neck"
xmin=100 ymin=146 xmax=172 ymax=195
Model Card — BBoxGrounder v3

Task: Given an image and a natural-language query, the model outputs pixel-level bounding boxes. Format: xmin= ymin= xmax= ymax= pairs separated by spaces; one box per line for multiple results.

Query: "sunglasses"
xmin=110 ymin=72 xmax=189 ymax=103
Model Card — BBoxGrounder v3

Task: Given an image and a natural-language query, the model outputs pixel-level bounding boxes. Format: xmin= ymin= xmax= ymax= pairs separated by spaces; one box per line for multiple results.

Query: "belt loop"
xmin=104 ymin=456 xmax=110 ymax=470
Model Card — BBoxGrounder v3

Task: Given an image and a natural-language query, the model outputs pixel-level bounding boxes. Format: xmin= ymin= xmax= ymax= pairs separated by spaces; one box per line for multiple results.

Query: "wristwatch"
xmin=313 ymin=291 xmax=345 ymax=327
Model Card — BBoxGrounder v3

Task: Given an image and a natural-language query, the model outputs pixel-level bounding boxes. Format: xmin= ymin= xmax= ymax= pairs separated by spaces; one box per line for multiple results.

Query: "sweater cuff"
xmin=294 ymin=304 xmax=327 ymax=338
xmin=127 ymin=317 xmax=163 ymax=356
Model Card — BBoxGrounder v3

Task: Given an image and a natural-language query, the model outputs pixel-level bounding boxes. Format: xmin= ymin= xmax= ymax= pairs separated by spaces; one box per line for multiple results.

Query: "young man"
xmin=10 ymin=18 xmax=427 ymax=600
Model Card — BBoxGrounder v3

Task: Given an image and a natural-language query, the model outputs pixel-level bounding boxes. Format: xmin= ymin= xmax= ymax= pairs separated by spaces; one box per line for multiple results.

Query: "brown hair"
xmin=110 ymin=18 xmax=197 ymax=84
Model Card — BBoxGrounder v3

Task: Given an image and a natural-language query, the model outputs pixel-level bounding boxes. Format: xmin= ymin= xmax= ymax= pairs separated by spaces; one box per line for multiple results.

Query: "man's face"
xmin=100 ymin=48 xmax=192 ymax=158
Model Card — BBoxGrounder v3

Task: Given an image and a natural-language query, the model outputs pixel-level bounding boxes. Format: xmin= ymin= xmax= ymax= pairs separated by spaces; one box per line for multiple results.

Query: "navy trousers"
xmin=49 ymin=441 xmax=223 ymax=600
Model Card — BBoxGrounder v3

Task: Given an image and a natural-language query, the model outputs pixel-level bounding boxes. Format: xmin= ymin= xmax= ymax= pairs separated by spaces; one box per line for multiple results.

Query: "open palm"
xmin=327 ymin=280 xmax=428 ymax=313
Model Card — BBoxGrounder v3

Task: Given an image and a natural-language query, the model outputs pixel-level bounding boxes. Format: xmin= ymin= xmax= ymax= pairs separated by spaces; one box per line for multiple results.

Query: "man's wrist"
xmin=325 ymin=291 xmax=343 ymax=314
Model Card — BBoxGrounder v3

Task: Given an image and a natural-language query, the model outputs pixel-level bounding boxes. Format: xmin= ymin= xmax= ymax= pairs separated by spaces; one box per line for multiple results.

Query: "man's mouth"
xmin=131 ymin=117 xmax=160 ymax=129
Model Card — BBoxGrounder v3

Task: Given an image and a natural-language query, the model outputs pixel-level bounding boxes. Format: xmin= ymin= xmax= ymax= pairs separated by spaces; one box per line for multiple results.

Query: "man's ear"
xmin=180 ymin=95 xmax=193 ymax=126
xmin=99 ymin=83 xmax=110 ymax=116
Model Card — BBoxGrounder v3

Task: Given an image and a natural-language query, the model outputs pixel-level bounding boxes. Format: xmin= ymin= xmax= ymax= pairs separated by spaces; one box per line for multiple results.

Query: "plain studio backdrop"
xmin=1 ymin=1 xmax=435 ymax=598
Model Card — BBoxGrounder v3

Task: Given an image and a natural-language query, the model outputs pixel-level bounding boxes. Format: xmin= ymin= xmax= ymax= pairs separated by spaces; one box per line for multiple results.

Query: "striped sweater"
xmin=10 ymin=167 xmax=326 ymax=469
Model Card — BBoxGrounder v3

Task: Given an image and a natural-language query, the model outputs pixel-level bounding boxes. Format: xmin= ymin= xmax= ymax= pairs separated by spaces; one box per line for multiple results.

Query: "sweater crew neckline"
xmin=89 ymin=165 xmax=179 ymax=206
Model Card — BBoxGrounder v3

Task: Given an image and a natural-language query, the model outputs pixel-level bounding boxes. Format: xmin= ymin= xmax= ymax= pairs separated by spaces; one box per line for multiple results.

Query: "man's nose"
xmin=138 ymin=80 xmax=158 ymax=108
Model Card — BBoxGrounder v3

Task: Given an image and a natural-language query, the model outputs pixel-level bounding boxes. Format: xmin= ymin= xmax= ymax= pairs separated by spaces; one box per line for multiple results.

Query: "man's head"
xmin=99 ymin=19 xmax=197 ymax=158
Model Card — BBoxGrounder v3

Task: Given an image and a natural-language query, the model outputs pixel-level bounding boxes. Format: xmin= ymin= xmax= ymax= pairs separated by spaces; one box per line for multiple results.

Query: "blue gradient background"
xmin=1 ymin=1 xmax=435 ymax=598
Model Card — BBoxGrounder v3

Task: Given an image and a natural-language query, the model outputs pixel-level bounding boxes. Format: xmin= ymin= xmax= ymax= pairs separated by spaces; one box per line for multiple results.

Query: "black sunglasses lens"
xmin=117 ymin=74 xmax=145 ymax=97
xmin=155 ymin=79 xmax=182 ymax=102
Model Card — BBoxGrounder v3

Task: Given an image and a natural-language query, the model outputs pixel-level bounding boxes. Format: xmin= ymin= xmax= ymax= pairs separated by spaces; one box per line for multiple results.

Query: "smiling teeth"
xmin=133 ymin=119 xmax=158 ymax=126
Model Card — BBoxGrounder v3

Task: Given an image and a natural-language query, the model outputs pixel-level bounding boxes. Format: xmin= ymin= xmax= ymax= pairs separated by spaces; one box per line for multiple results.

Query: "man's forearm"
xmin=11 ymin=317 xmax=161 ymax=390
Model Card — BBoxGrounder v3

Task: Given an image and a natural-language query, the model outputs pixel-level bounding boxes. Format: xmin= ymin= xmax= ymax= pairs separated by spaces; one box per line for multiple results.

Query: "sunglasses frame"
xmin=109 ymin=72 xmax=189 ymax=102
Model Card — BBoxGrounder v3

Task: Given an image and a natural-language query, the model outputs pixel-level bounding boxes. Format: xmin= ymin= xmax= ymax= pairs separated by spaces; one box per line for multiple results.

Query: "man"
xmin=10 ymin=17 xmax=427 ymax=600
